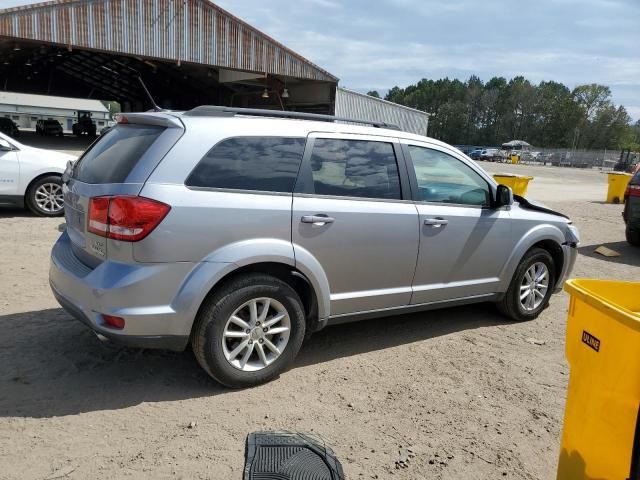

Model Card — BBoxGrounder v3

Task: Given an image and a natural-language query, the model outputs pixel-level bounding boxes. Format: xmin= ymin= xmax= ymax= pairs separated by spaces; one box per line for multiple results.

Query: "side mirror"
xmin=495 ymin=184 xmax=513 ymax=208
xmin=0 ymin=139 xmax=13 ymax=151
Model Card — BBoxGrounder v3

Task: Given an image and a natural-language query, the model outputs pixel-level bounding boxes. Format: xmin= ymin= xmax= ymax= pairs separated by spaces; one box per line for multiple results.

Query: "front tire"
xmin=26 ymin=175 xmax=64 ymax=217
xmin=627 ymin=228 xmax=640 ymax=246
xmin=497 ymin=248 xmax=555 ymax=322
xmin=192 ymin=274 xmax=306 ymax=388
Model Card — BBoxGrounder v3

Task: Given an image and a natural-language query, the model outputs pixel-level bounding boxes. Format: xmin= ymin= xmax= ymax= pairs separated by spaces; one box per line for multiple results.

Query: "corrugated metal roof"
xmin=335 ymin=88 xmax=431 ymax=136
xmin=0 ymin=90 xmax=109 ymax=112
xmin=0 ymin=0 xmax=337 ymax=82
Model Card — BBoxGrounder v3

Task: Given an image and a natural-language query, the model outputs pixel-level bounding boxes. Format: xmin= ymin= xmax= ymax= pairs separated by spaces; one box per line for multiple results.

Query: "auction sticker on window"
xmin=582 ymin=330 xmax=600 ymax=352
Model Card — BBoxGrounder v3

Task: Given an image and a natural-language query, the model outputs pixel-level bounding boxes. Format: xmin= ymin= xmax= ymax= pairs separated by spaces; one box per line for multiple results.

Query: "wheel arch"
xmin=186 ymin=261 xmax=326 ymax=339
xmin=172 ymin=240 xmax=331 ymax=340
xmin=498 ymin=225 xmax=566 ymax=292
xmin=529 ymin=239 xmax=564 ymax=286
xmin=23 ymin=171 xmax=63 ymax=204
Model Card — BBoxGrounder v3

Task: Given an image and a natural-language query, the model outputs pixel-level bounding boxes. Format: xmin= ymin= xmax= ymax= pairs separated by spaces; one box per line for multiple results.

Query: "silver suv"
xmin=50 ymin=107 xmax=579 ymax=388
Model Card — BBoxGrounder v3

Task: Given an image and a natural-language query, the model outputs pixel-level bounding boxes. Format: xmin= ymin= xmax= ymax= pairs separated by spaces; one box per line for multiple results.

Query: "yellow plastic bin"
xmin=606 ymin=172 xmax=632 ymax=204
xmin=493 ymin=173 xmax=534 ymax=197
xmin=557 ymin=279 xmax=640 ymax=480
xmin=511 ymin=154 xmax=519 ymax=164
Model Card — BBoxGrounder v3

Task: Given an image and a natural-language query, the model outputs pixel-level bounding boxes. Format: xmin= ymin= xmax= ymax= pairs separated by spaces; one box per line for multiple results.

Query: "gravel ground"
xmin=0 ymin=162 xmax=638 ymax=480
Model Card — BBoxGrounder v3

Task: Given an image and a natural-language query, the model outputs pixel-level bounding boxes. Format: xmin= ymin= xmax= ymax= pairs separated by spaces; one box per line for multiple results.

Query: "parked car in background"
xmin=469 ymin=148 xmax=483 ymax=160
xmin=0 ymin=117 xmax=20 ymax=137
xmin=50 ymin=107 xmax=579 ymax=388
xmin=623 ymin=170 xmax=640 ymax=246
xmin=453 ymin=145 xmax=475 ymax=156
xmin=36 ymin=119 xmax=64 ymax=137
xmin=480 ymin=148 xmax=500 ymax=161
xmin=0 ymin=131 xmax=75 ymax=216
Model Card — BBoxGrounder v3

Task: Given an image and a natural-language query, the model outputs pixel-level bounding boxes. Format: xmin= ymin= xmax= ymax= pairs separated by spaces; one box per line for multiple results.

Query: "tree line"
xmin=367 ymin=76 xmax=639 ymax=150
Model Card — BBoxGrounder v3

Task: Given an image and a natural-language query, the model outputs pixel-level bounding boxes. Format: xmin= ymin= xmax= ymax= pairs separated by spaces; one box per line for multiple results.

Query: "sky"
xmin=3 ymin=0 xmax=640 ymax=120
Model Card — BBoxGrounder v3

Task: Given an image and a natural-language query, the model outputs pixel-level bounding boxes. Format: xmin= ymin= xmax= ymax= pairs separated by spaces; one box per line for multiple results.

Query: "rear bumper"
xmin=50 ymin=284 xmax=188 ymax=351
xmin=49 ymin=231 xmax=202 ymax=351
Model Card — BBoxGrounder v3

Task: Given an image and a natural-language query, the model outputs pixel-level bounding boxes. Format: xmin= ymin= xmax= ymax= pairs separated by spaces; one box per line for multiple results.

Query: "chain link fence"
xmin=517 ymin=148 xmax=621 ymax=169
xmin=456 ymin=145 xmax=638 ymax=170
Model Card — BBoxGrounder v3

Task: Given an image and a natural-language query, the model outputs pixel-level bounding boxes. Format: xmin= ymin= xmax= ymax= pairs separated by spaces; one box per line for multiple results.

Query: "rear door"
xmin=64 ymin=115 xmax=183 ymax=267
xmin=292 ymin=133 xmax=419 ymax=316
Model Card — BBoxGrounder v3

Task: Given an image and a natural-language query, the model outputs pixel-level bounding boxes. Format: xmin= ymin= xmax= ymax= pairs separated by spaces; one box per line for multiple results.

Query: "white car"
xmin=0 ymin=132 xmax=76 ymax=216
xmin=480 ymin=148 xmax=499 ymax=161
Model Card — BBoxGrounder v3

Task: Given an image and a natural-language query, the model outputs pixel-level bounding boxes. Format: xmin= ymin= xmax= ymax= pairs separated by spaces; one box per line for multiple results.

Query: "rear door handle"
xmin=424 ymin=218 xmax=449 ymax=227
xmin=301 ymin=215 xmax=335 ymax=225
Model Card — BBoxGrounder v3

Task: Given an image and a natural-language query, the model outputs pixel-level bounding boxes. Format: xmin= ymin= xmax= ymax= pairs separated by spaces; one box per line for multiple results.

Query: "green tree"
xmin=380 ymin=76 xmax=631 ymax=149
xmin=367 ymin=90 xmax=381 ymax=98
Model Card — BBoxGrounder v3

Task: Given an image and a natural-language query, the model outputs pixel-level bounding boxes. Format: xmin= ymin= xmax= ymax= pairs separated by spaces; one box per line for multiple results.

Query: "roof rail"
xmin=183 ymin=105 xmax=401 ymax=130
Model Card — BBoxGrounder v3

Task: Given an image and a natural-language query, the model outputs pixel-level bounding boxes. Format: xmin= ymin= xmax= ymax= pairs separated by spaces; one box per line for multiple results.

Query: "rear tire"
xmin=26 ymin=175 xmax=64 ymax=217
xmin=192 ymin=273 xmax=306 ymax=388
xmin=497 ymin=248 xmax=556 ymax=322
xmin=626 ymin=228 xmax=640 ymax=246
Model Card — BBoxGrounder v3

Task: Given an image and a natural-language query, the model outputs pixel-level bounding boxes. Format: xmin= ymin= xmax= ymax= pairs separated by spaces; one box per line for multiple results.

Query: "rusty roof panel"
xmin=0 ymin=0 xmax=337 ymax=82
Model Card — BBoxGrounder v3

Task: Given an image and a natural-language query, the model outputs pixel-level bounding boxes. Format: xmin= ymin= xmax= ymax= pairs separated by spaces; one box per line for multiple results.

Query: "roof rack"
xmin=183 ymin=105 xmax=400 ymax=130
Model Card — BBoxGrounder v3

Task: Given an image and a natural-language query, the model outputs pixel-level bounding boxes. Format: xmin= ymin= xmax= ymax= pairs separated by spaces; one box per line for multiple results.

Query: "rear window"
xmin=186 ymin=136 xmax=305 ymax=193
xmin=73 ymin=125 xmax=165 ymax=184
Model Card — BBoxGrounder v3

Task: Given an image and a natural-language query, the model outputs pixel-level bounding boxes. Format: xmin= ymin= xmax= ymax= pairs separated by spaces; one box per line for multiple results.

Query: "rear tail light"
xmin=626 ymin=184 xmax=640 ymax=198
xmin=88 ymin=196 xmax=170 ymax=242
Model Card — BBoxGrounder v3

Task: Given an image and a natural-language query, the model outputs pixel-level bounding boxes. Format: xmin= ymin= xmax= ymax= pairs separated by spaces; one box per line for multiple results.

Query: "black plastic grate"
xmin=244 ymin=432 xmax=345 ymax=480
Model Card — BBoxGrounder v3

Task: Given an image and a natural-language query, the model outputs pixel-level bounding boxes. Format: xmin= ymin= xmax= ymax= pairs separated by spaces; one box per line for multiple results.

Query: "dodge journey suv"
xmin=50 ymin=107 xmax=579 ymax=388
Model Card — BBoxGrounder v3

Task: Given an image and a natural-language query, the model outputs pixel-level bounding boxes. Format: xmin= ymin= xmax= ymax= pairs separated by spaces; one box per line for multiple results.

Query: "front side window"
xmin=309 ymin=138 xmax=401 ymax=200
xmin=408 ymin=146 xmax=490 ymax=206
xmin=186 ymin=137 xmax=305 ymax=193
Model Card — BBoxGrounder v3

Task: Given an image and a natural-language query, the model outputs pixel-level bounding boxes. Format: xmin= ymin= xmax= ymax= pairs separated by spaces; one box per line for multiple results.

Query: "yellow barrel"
xmin=511 ymin=154 xmax=519 ymax=164
xmin=493 ymin=174 xmax=534 ymax=197
xmin=558 ymin=279 xmax=640 ymax=480
xmin=606 ymin=172 xmax=632 ymax=204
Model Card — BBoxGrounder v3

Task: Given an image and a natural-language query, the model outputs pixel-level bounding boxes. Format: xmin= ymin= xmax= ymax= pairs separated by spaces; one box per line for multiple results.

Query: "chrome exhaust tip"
xmin=95 ymin=332 xmax=110 ymax=343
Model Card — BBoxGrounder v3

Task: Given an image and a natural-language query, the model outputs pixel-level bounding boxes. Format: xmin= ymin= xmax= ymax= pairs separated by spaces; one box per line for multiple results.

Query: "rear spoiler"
xmin=115 ymin=112 xmax=183 ymax=129
xmin=514 ymin=194 xmax=570 ymax=220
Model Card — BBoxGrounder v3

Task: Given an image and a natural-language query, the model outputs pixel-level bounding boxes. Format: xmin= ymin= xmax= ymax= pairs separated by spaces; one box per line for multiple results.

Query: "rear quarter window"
xmin=73 ymin=125 xmax=165 ymax=184
xmin=186 ymin=136 xmax=306 ymax=193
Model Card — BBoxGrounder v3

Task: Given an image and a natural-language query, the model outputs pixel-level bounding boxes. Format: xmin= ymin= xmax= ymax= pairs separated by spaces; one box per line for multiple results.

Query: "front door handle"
xmin=301 ymin=215 xmax=335 ymax=225
xmin=424 ymin=217 xmax=449 ymax=227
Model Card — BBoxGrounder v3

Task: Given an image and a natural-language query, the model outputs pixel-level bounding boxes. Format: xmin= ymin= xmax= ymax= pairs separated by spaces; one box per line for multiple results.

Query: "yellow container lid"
xmin=494 ymin=174 xmax=534 ymax=180
xmin=564 ymin=279 xmax=640 ymax=332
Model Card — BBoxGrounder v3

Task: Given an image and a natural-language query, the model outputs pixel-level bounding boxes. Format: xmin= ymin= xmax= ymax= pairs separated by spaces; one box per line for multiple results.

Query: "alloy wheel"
xmin=34 ymin=182 xmax=63 ymax=214
xmin=222 ymin=297 xmax=291 ymax=372
xmin=519 ymin=262 xmax=549 ymax=311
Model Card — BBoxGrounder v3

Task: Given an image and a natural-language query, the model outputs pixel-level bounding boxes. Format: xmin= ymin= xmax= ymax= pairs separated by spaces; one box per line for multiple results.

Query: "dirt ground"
xmin=1 ymin=162 xmax=638 ymax=480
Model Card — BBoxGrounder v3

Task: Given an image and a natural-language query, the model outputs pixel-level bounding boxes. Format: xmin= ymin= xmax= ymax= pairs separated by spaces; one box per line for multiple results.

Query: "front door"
xmin=292 ymin=134 xmax=419 ymax=316
xmin=403 ymin=142 xmax=513 ymax=304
